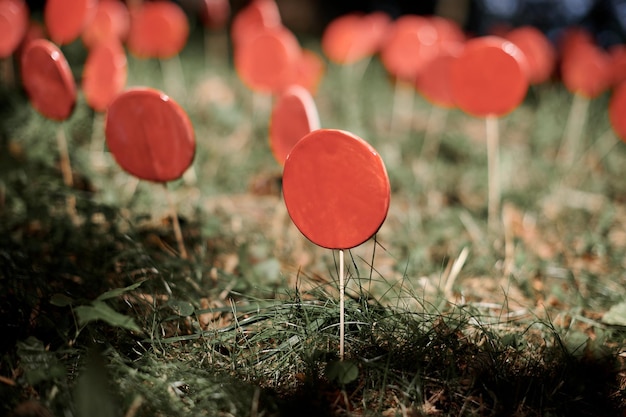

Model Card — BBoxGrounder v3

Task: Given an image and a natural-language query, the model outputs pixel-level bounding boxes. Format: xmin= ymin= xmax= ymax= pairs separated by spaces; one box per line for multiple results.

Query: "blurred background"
xmin=22 ymin=0 xmax=626 ymax=46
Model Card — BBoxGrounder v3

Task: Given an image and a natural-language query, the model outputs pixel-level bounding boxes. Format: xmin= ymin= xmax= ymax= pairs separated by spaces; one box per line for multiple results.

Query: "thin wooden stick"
xmin=159 ymin=55 xmax=187 ymax=102
xmin=163 ymin=183 xmax=188 ymax=259
xmin=56 ymin=123 xmax=78 ymax=220
xmin=486 ymin=115 xmax=500 ymax=231
xmin=339 ymin=248 xmax=345 ymax=361
xmin=557 ymin=93 xmax=590 ymax=166
xmin=420 ymin=105 xmax=448 ymax=160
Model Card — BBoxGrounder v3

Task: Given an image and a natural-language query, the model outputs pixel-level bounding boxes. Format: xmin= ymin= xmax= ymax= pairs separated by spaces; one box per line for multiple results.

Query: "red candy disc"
xmin=200 ymin=0 xmax=230 ymax=31
xmin=231 ymin=0 xmax=281 ymax=47
xmin=609 ymin=81 xmax=626 ymax=142
xmin=45 ymin=0 xmax=96 ymax=45
xmin=560 ymin=39 xmax=611 ymax=98
xmin=82 ymin=39 xmax=127 ymax=112
xmin=127 ymin=1 xmax=189 ymax=59
xmin=321 ymin=12 xmax=388 ymax=65
xmin=0 ymin=0 xmax=28 ymax=58
xmin=380 ymin=15 xmax=439 ymax=82
xmin=234 ymin=26 xmax=300 ymax=94
xmin=450 ymin=36 xmax=528 ymax=117
xmin=415 ymin=43 xmax=463 ymax=108
xmin=105 ymin=88 xmax=195 ymax=182
xmin=82 ymin=0 xmax=130 ymax=48
xmin=20 ymin=39 xmax=76 ymax=121
xmin=269 ymin=85 xmax=320 ymax=165
xmin=505 ymin=26 xmax=556 ymax=85
xmin=282 ymin=129 xmax=390 ymax=250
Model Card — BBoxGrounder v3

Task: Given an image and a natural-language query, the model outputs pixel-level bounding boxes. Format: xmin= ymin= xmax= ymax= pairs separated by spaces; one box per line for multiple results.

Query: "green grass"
xmin=1 ymin=29 xmax=625 ymax=416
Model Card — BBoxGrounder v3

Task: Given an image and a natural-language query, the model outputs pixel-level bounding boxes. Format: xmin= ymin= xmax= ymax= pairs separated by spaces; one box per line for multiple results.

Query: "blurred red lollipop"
xmin=231 ymin=0 xmax=281 ymax=47
xmin=45 ymin=0 xmax=96 ymax=45
xmin=380 ymin=15 xmax=439 ymax=82
xmin=321 ymin=12 xmax=389 ymax=65
xmin=82 ymin=39 xmax=127 ymax=112
xmin=105 ymin=87 xmax=195 ymax=258
xmin=450 ymin=36 xmax=528 ymax=117
xmin=21 ymin=39 xmax=77 ymax=216
xmin=127 ymin=1 xmax=189 ymax=59
xmin=282 ymin=128 xmax=390 ymax=359
xmin=234 ymin=26 xmax=301 ymax=94
xmin=609 ymin=81 xmax=626 ymax=143
xmin=0 ymin=0 xmax=28 ymax=86
xmin=558 ymin=36 xmax=611 ymax=164
xmin=289 ymin=48 xmax=325 ymax=95
xmin=415 ymin=42 xmax=463 ymax=159
xmin=199 ymin=0 xmax=230 ymax=31
xmin=609 ymin=44 xmax=626 ymax=87
xmin=269 ymin=85 xmax=320 ymax=165
xmin=82 ymin=0 xmax=130 ymax=49
xmin=381 ymin=15 xmax=440 ymax=134
xmin=127 ymin=1 xmax=190 ymax=99
xmin=21 ymin=39 xmax=76 ymax=121
xmin=82 ymin=39 xmax=127 ymax=161
xmin=450 ymin=36 xmax=528 ymax=230
xmin=0 ymin=0 xmax=28 ymax=57
xmin=505 ymin=26 xmax=556 ymax=85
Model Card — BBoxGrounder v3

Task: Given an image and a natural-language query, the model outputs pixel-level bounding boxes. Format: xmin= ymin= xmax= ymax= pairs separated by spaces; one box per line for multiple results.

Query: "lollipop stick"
xmin=557 ymin=93 xmax=589 ymax=166
xmin=420 ymin=105 xmax=448 ymax=160
xmin=163 ymin=183 xmax=188 ymax=259
xmin=56 ymin=123 xmax=77 ymax=219
xmin=339 ymin=248 xmax=345 ymax=361
xmin=159 ymin=55 xmax=187 ymax=102
xmin=0 ymin=56 xmax=15 ymax=88
xmin=56 ymin=123 xmax=74 ymax=188
xmin=389 ymin=80 xmax=415 ymax=136
xmin=486 ymin=115 xmax=500 ymax=231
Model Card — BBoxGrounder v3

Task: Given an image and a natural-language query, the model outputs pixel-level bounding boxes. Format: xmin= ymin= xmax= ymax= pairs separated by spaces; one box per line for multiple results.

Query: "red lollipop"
xmin=0 ymin=0 xmax=28 ymax=58
xmin=560 ymin=39 xmax=611 ymax=99
xmin=200 ymin=0 xmax=230 ymax=31
xmin=231 ymin=0 xmax=281 ymax=47
xmin=450 ymin=36 xmax=528 ymax=230
xmin=106 ymin=88 xmax=195 ymax=258
xmin=283 ymin=129 xmax=390 ymax=250
xmin=105 ymin=87 xmax=195 ymax=183
xmin=45 ymin=0 xmax=96 ymax=45
xmin=126 ymin=1 xmax=189 ymax=59
xmin=82 ymin=39 xmax=127 ymax=112
xmin=283 ymin=128 xmax=390 ymax=360
xmin=450 ymin=36 xmax=528 ymax=117
xmin=82 ymin=0 xmax=130 ymax=49
xmin=289 ymin=48 xmax=325 ymax=95
xmin=234 ymin=26 xmax=301 ymax=94
xmin=321 ymin=12 xmax=389 ymax=65
xmin=21 ymin=39 xmax=76 ymax=121
xmin=269 ymin=85 xmax=320 ymax=165
xmin=609 ymin=81 xmax=626 ymax=142
xmin=415 ymin=42 xmax=463 ymax=109
xmin=380 ymin=15 xmax=439 ymax=82
xmin=609 ymin=44 xmax=626 ymax=87
xmin=505 ymin=26 xmax=556 ymax=85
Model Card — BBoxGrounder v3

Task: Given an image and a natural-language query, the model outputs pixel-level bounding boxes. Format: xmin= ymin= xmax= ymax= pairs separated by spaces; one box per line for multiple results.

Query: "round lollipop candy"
xmin=269 ymin=85 xmax=320 ymax=165
xmin=450 ymin=36 xmax=528 ymax=230
xmin=81 ymin=0 xmax=130 ymax=49
xmin=82 ymin=39 xmax=127 ymax=112
xmin=0 ymin=0 xmax=28 ymax=86
xmin=105 ymin=87 xmax=195 ymax=258
xmin=45 ymin=0 xmax=96 ymax=45
xmin=234 ymin=25 xmax=301 ymax=95
xmin=230 ymin=0 xmax=281 ymax=48
xmin=127 ymin=1 xmax=190 ymax=99
xmin=609 ymin=81 xmax=626 ymax=143
xmin=21 ymin=38 xmax=77 ymax=216
xmin=557 ymin=35 xmax=611 ymax=165
xmin=505 ymin=26 xmax=555 ymax=85
xmin=282 ymin=129 xmax=390 ymax=360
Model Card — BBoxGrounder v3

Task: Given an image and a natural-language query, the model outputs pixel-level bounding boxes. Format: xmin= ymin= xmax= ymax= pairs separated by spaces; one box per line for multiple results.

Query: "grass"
xmin=1 ymin=28 xmax=625 ymax=416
